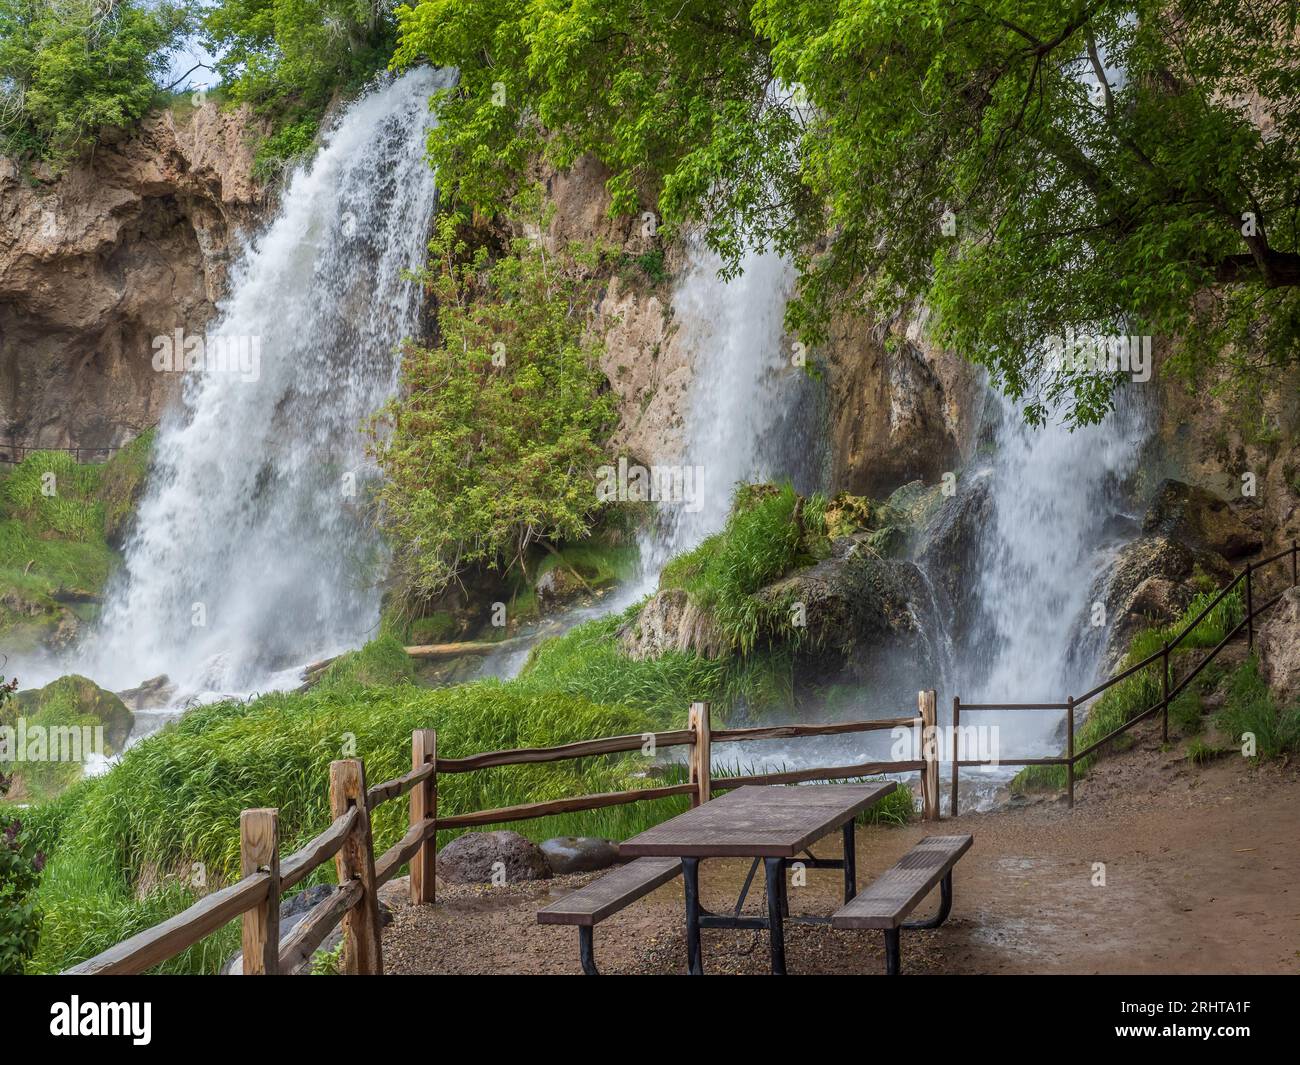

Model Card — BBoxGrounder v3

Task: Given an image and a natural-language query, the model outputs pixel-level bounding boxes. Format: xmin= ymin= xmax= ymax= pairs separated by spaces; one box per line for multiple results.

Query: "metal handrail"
xmin=952 ymin=541 xmax=1298 ymax=813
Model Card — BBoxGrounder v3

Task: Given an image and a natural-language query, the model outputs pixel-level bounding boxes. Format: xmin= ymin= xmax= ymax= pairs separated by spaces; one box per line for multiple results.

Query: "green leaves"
xmin=370 ymin=192 xmax=618 ymax=598
xmin=0 ymin=0 xmax=190 ymax=162
xmin=397 ymin=0 xmax=1300 ymax=426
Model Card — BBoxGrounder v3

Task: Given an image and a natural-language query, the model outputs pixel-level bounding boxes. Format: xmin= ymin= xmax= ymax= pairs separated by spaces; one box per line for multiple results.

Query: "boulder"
xmin=753 ymin=534 xmax=943 ymax=705
xmin=1258 ymin=587 xmax=1300 ymax=702
xmin=436 ymin=830 xmax=551 ymax=885
xmin=535 ymin=565 xmax=587 ymax=607
xmin=115 ymin=675 xmax=176 ymax=712
xmin=14 ymin=674 xmax=133 ymax=752
xmin=540 ymin=836 xmax=621 ymax=875
xmin=915 ymin=470 xmax=994 ymax=640
xmin=1088 ymin=536 xmax=1233 ymax=671
xmin=1141 ymin=480 xmax=1263 ymax=561
xmin=618 ymin=587 xmax=727 ymax=660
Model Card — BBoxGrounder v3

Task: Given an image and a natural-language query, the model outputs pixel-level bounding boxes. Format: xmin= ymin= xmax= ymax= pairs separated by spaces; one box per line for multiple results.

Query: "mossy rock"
xmin=3 ymin=675 xmax=131 ymax=800
xmin=14 ymin=674 xmax=133 ymax=753
xmin=822 ymin=492 xmax=906 ymax=540
xmin=409 ymin=611 xmax=460 ymax=644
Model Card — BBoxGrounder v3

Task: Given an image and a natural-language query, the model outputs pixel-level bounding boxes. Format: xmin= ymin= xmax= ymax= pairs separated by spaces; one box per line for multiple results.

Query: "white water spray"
xmin=639 ymin=241 xmax=821 ymax=575
xmin=79 ymin=69 xmax=452 ymax=699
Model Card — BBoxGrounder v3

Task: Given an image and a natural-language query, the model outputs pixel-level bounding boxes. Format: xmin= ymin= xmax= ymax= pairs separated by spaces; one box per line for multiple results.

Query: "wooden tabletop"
xmin=619 ymin=782 xmax=897 ymax=859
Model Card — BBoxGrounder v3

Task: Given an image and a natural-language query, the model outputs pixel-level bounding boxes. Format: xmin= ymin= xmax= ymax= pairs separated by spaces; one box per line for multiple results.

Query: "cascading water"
xmin=950 ymin=387 xmax=1152 ymax=766
xmin=479 ymin=239 xmax=823 ymax=680
xmin=78 ymin=68 xmax=453 ymax=702
xmin=640 ymin=241 xmax=824 ymax=572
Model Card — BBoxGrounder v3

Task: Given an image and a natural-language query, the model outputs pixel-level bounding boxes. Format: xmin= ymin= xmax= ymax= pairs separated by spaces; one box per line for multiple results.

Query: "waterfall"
xmin=81 ymin=69 xmax=453 ymax=699
xmin=480 ymin=240 xmax=823 ymax=680
xmin=639 ymin=241 xmax=824 ymax=574
xmin=949 ymin=386 xmax=1152 ymax=764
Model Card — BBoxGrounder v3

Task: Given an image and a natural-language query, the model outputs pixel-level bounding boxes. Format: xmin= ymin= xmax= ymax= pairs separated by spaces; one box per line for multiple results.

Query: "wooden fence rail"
xmin=63 ymin=693 xmax=941 ymax=975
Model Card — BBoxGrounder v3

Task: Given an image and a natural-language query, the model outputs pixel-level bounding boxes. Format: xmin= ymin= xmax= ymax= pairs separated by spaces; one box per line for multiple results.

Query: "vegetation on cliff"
xmin=369 ymin=192 xmax=618 ymax=602
xmin=0 ymin=0 xmax=189 ymax=161
xmin=394 ymin=0 xmax=1300 ymax=426
xmin=0 ymin=435 xmax=153 ymax=653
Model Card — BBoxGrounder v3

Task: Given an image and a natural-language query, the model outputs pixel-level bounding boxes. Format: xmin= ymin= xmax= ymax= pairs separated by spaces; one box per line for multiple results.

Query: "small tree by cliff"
xmin=369 ymin=192 xmax=618 ymax=600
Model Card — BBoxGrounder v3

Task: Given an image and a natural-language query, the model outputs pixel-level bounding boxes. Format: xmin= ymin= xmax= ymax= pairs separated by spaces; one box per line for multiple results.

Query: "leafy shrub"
xmin=0 ymin=814 xmax=43 ymax=974
xmin=370 ymin=192 xmax=618 ymax=599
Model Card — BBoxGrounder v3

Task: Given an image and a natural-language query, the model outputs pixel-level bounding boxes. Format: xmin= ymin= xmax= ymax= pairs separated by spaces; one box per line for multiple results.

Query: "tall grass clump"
xmin=1214 ymin=658 xmax=1300 ymax=760
xmin=659 ymin=483 xmax=824 ymax=652
xmin=23 ymin=677 xmax=665 ymax=973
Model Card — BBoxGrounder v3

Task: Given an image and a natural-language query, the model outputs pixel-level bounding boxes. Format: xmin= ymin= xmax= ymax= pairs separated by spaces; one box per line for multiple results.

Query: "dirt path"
xmin=382 ymin=719 xmax=1300 ymax=975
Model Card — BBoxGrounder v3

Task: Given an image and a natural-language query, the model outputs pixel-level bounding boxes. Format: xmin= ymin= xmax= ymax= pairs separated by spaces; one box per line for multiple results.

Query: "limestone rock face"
xmin=1258 ymin=587 xmax=1300 ymax=702
xmin=1141 ymin=480 xmax=1263 ymax=560
xmin=618 ymin=587 xmax=726 ymax=660
xmin=822 ymin=306 xmax=984 ymax=499
xmin=915 ymin=470 xmax=994 ymax=641
xmin=0 ymin=104 xmax=266 ymax=452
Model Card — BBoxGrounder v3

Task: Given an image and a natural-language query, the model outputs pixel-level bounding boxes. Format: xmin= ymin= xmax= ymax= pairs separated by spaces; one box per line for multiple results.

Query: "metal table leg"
xmin=683 ymin=857 xmax=703 ymax=975
xmin=764 ymin=857 xmax=787 ymax=975
xmin=841 ymin=819 xmax=857 ymax=903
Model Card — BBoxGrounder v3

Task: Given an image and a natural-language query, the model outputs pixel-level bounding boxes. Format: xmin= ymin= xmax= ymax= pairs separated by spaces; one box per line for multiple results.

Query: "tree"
xmin=394 ymin=0 xmax=1300 ymax=425
xmin=368 ymin=191 xmax=618 ymax=599
xmin=204 ymin=0 xmax=396 ymax=114
xmin=0 ymin=0 xmax=190 ymax=161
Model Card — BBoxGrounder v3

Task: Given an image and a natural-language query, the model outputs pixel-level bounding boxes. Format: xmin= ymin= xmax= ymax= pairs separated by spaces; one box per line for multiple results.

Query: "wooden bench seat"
xmin=832 ymin=834 xmax=972 ymax=974
xmin=537 ymin=856 xmax=682 ymax=974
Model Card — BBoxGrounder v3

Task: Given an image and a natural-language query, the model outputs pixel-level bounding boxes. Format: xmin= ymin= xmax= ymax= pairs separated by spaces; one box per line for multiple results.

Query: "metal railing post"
xmin=1245 ymin=561 xmax=1254 ymax=650
xmin=950 ymin=696 xmax=960 ymax=818
xmin=1066 ymin=696 xmax=1075 ymax=809
xmin=1161 ymin=642 xmax=1170 ymax=744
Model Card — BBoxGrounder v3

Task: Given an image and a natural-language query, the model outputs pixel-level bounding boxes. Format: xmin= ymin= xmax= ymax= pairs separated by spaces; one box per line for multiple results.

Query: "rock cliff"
xmin=0 ymin=103 xmax=266 ymax=453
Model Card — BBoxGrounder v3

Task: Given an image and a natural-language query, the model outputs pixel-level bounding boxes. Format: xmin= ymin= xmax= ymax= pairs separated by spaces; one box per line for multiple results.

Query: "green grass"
xmin=659 ymin=483 xmax=824 ymax=653
xmin=20 ymin=671 xmax=670 ymax=973
xmin=1167 ymin=688 xmax=1204 ymax=736
xmin=0 ymin=439 xmax=154 ymax=651
xmin=1214 ymin=658 xmax=1300 ymax=760
xmin=517 ymin=605 xmax=727 ymax=719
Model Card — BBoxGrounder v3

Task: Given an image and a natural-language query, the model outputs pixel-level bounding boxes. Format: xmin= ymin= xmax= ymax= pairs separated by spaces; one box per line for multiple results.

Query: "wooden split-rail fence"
xmin=64 ymin=541 xmax=1297 ymax=976
xmin=65 ymin=695 xmax=943 ymax=975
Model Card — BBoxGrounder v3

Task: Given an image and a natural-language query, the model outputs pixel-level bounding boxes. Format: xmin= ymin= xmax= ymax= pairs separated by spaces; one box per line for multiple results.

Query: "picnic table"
xmin=619 ymin=782 xmax=896 ymax=974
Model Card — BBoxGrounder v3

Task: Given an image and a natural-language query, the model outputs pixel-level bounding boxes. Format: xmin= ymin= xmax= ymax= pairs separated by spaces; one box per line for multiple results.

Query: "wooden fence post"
xmin=688 ymin=702 xmax=712 ymax=806
xmin=410 ymin=730 xmax=437 ymax=906
xmin=950 ymin=697 xmax=960 ymax=818
xmin=329 ymin=759 xmax=384 ymax=975
xmin=239 ymin=808 xmax=280 ymax=975
xmin=919 ymin=690 xmax=939 ymax=821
